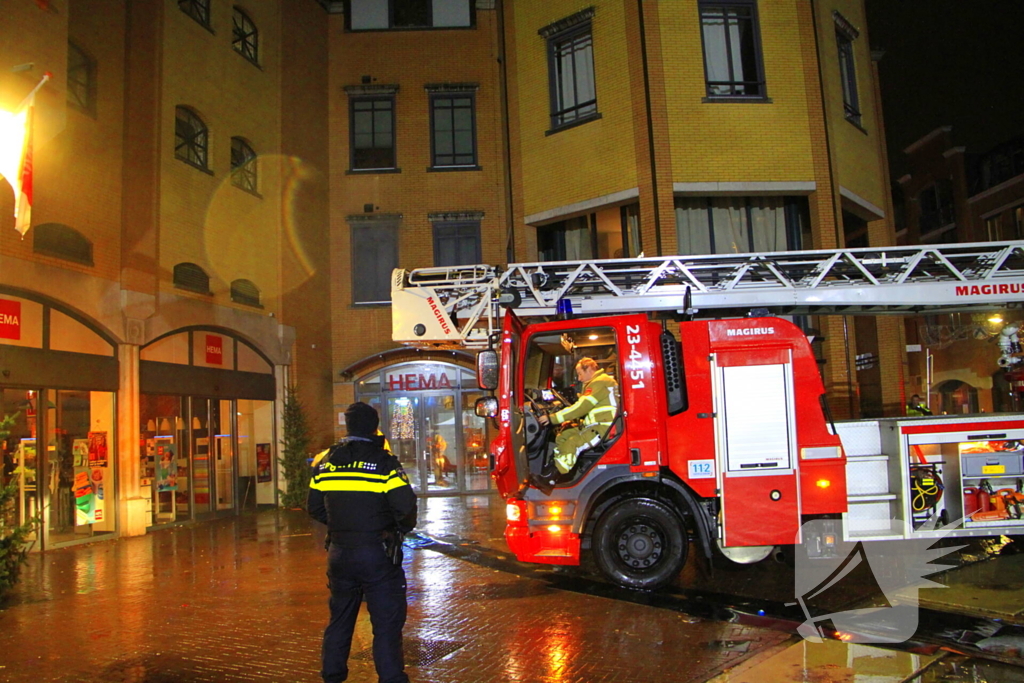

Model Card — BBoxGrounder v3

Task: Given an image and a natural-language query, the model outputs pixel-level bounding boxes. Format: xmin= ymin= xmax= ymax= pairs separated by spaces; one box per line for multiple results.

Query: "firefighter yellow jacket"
xmin=552 ymin=369 xmax=618 ymax=428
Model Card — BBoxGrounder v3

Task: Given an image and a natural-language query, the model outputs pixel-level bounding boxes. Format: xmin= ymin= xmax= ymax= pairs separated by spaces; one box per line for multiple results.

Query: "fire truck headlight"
xmin=506 ymin=500 xmax=524 ymax=522
xmin=547 ymin=525 xmax=562 ymax=533
xmin=816 ymin=479 xmax=831 ymax=489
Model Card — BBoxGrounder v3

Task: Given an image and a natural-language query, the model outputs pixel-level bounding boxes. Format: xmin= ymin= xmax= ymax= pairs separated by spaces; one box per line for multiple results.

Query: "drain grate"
xmin=352 ymin=636 xmax=467 ymax=667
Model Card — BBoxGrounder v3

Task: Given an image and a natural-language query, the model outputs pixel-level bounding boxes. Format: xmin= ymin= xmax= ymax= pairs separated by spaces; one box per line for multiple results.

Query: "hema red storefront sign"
xmin=205 ymin=334 xmax=223 ymax=365
xmin=0 ymin=299 xmax=21 ymax=340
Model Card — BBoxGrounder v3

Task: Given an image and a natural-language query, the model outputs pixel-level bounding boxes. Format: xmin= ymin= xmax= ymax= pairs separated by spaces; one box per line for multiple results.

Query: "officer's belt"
xmin=329 ymin=530 xmax=384 ymax=547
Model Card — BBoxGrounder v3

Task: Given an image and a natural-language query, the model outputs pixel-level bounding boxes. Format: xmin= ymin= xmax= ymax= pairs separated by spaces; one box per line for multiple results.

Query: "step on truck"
xmin=391 ymin=241 xmax=1024 ymax=589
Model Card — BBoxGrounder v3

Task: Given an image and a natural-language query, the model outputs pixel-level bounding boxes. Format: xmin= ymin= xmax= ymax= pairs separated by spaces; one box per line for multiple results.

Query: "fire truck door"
xmin=715 ymin=349 xmax=800 ymax=548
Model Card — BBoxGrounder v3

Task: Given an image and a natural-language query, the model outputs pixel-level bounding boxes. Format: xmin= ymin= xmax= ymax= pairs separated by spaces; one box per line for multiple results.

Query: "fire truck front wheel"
xmin=592 ymin=498 xmax=688 ymax=591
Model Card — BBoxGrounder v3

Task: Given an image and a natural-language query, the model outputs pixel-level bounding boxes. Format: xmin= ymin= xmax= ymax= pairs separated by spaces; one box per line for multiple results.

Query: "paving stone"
xmin=0 ymin=505 xmax=790 ymax=682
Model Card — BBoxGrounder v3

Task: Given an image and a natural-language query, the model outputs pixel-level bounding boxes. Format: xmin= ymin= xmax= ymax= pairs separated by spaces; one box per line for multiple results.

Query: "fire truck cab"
xmin=480 ymin=310 xmax=847 ymax=589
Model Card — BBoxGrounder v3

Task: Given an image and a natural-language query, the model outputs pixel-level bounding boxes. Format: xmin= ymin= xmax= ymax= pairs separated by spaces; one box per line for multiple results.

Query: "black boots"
xmin=531 ymin=460 xmax=559 ymax=496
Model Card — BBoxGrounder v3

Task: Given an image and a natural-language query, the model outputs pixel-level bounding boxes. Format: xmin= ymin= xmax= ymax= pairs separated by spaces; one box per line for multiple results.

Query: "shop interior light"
xmin=989 ymin=314 xmax=1004 ymax=324
xmin=588 ymin=334 xmax=598 ymax=340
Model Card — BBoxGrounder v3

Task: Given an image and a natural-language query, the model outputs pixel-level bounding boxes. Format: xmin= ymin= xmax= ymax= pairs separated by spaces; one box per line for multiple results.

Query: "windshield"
xmin=524 ymin=326 xmax=619 ymax=406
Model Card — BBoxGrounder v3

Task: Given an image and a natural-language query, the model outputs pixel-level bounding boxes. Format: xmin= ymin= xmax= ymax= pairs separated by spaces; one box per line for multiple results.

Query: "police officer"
xmin=308 ymin=402 xmax=417 ymax=683
xmin=539 ymin=357 xmax=618 ymax=479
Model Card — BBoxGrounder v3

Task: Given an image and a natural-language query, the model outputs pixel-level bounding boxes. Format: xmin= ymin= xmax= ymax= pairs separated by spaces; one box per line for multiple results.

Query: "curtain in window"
xmin=349 ymin=0 xmax=388 ymax=29
xmin=563 ymin=216 xmax=593 ymax=260
xmin=675 ymin=199 xmax=712 ymax=255
xmin=749 ymin=197 xmax=787 ymax=252
xmin=676 ymin=197 xmax=790 ymax=255
xmin=710 ymin=199 xmax=748 ymax=253
xmin=701 ymin=6 xmax=758 ymax=95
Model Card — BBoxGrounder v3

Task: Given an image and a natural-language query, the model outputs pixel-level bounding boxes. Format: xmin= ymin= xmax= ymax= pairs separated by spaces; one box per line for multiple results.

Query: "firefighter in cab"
xmin=539 ymin=357 xmax=618 ymax=484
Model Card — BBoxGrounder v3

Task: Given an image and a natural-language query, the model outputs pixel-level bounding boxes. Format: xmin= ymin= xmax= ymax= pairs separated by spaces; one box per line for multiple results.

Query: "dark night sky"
xmin=863 ymin=0 xmax=1024 ymax=178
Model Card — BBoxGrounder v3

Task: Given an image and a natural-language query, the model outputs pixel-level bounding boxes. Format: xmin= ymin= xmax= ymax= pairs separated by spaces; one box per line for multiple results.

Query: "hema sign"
xmin=0 ymin=298 xmax=21 ymax=340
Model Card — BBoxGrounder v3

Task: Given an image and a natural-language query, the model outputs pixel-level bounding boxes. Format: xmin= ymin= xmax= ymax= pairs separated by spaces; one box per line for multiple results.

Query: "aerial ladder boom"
xmin=392 ymin=240 xmax=1024 ymax=349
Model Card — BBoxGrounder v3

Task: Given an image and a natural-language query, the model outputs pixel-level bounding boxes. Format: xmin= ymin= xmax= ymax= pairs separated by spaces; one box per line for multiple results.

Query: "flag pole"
xmin=16 ymin=72 xmax=51 ymax=111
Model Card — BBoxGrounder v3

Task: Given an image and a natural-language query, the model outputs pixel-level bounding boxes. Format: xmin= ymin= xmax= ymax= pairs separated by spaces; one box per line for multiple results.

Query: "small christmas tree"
xmin=278 ymin=386 xmax=313 ymax=509
xmin=0 ymin=413 xmax=36 ymax=601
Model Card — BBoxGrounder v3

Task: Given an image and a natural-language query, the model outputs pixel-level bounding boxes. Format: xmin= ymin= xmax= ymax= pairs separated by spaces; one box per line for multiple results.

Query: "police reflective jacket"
xmin=552 ymin=369 xmax=619 ymax=429
xmin=307 ymin=437 xmax=417 ymax=545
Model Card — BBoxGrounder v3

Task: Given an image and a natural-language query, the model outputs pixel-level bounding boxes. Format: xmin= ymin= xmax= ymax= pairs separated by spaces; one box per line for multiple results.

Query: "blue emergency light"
xmin=556 ymin=298 xmax=573 ymax=320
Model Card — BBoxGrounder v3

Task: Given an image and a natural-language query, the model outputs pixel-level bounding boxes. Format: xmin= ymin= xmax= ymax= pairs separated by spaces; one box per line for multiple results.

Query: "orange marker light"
xmin=549 ymin=506 xmax=562 ymax=516
xmin=816 ymin=479 xmax=831 ymax=489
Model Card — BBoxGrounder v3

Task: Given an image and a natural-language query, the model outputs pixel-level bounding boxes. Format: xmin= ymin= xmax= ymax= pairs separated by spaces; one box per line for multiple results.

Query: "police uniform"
xmin=550 ymin=368 xmax=619 ymax=474
xmin=308 ymin=404 xmax=417 ymax=683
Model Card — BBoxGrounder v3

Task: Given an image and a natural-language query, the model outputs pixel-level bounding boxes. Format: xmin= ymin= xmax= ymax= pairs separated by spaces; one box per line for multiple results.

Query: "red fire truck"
xmin=392 ymin=241 xmax=1024 ymax=589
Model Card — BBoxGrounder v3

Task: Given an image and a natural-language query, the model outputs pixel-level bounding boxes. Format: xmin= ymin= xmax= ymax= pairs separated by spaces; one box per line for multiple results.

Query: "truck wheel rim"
xmin=615 ymin=520 xmax=664 ymax=568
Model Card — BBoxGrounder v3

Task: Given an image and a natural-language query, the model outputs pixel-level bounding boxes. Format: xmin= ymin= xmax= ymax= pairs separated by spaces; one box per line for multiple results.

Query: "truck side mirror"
xmin=475 ymin=396 xmax=498 ymax=418
xmin=477 ymin=349 xmax=499 ymax=390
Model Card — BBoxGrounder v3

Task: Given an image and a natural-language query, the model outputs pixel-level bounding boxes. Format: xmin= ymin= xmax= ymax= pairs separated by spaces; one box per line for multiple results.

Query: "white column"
xmin=117 ymin=342 xmax=148 ymax=536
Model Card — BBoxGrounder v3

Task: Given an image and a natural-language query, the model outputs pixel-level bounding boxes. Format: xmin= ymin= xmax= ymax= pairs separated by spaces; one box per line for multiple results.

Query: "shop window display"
xmin=45 ymin=390 xmax=115 ymax=543
xmin=1 ymin=390 xmax=38 ymax=544
xmin=140 ymin=395 xmax=190 ymax=525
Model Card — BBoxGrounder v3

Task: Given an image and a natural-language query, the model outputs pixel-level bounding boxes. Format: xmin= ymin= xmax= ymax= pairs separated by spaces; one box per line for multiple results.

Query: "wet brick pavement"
xmin=0 ymin=497 xmax=792 ymax=683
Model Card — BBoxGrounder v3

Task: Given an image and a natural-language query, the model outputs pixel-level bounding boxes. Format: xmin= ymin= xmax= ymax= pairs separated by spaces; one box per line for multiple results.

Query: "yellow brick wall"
xmin=659 ymin=0 xmax=816 ymax=185
xmin=511 ymin=1 xmax=640 ymax=218
xmin=158 ymin=0 xmax=283 ymax=316
xmin=0 ymin=0 xmax=122 ymax=278
xmin=327 ymin=8 xmax=507 ymax=383
xmin=817 ymin=0 xmax=887 ymax=213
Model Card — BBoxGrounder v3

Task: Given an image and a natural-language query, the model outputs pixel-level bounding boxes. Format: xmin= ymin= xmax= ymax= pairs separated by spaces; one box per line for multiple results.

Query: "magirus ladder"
xmin=392 ymin=241 xmax=1024 ymax=349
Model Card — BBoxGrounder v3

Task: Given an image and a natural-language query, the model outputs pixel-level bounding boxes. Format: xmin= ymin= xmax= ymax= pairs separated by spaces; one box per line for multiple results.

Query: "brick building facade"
xmin=1 ymin=0 xmax=906 ymax=548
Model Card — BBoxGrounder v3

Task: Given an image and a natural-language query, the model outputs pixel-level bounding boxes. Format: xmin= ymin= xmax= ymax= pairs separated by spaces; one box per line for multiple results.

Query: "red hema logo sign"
xmin=0 ymin=299 xmax=21 ymax=340
xmin=205 ymin=334 xmax=223 ymax=365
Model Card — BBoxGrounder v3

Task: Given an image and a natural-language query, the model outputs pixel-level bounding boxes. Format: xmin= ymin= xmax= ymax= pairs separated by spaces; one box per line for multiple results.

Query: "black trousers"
xmin=322 ymin=542 xmax=409 ymax=683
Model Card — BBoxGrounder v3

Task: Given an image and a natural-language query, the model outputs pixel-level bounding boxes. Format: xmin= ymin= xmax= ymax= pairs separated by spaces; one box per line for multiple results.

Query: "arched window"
xmin=230 ymin=137 xmax=257 ymax=192
xmin=175 ymin=106 xmax=209 ymax=169
xmin=232 ymin=7 xmax=259 ymax=65
xmin=173 ymin=262 xmax=211 ymax=294
xmin=33 ymin=223 xmax=93 ymax=266
xmin=67 ymin=42 xmax=95 ymax=113
xmin=230 ymin=279 xmax=261 ymax=307
xmin=179 ymin=0 xmax=210 ymax=27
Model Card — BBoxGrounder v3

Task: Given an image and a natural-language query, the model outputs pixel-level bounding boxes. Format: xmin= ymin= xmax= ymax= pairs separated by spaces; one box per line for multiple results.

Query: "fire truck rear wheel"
xmin=592 ymin=498 xmax=687 ymax=590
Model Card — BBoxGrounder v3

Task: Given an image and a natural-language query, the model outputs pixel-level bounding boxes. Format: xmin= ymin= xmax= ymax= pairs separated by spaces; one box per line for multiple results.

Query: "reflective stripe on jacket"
xmin=307 ymin=438 xmax=417 ymax=536
xmin=553 ymin=369 xmax=619 ymax=427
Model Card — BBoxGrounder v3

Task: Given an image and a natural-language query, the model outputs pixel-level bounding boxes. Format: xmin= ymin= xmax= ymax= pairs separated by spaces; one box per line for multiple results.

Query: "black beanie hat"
xmin=345 ymin=401 xmax=379 ymax=437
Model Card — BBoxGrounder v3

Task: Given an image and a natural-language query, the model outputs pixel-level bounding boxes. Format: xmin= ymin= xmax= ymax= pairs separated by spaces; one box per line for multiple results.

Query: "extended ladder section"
xmin=392 ymin=241 xmax=1024 ymax=348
